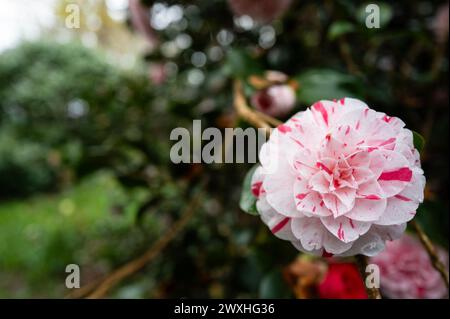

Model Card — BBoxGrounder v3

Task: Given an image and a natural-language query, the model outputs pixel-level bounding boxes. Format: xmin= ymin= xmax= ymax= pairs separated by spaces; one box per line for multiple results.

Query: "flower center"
xmin=315 ymin=157 xmax=357 ymax=194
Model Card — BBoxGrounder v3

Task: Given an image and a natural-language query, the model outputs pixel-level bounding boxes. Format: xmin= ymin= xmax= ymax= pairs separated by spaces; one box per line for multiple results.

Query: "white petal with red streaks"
xmin=345 ymin=197 xmax=387 ymax=222
xmin=292 ymin=149 xmax=318 ymax=179
xmin=356 ymin=180 xmax=385 ymax=199
xmin=319 ymin=133 xmax=347 ymax=159
xmin=347 ymin=150 xmax=371 ymax=169
xmin=321 ymin=216 xmax=371 ymax=243
xmin=334 ymin=187 xmax=356 ymax=211
xmin=323 ymin=231 xmax=354 ymax=254
xmin=322 ymin=193 xmax=347 ymax=217
xmin=294 ymin=179 xmax=331 ymax=217
xmin=308 ymin=171 xmax=330 ymax=193
xmin=291 ymin=240 xmax=323 ymax=256
xmin=287 ymin=109 xmax=327 ymax=150
xmin=377 ymin=150 xmax=412 ymax=197
xmin=250 ymin=166 xmax=264 ymax=198
xmin=341 ymin=97 xmax=369 ymax=110
xmin=334 ymin=108 xmax=367 ymax=134
xmin=339 ymin=228 xmax=385 ymax=257
xmin=340 ymin=224 xmax=406 ymax=257
xmin=263 ymin=157 xmax=299 ymax=217
xmin=374 ymin=197 xmax=418 ymax=225
xmin=395 ymin=139 xmax=421 ymax=168
xmin=259 ymin=130 xmax=297 ymax=171
xmin=375 ymin=170 xmax=425 ymax=225
xmin=291 ymin=217 xmax=325 ymax=251
xmin=372 ymin=223 xmax=406 ymax=242
xmin=352 ymin=167 xmax=375 ymax=185
xmin=331 ymin=125 xmax=362 ymax=151
xmin=367 ymin=149 xmax=386 ymax=178
xmin=258 ymin=197 xmax=296 ymax=241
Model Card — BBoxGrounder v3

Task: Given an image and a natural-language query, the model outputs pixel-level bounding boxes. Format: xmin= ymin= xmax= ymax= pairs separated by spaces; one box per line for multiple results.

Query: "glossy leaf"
xmin=328 ymin=21 xmax=356 ymax=40
xmin=296 ymin=69 xmax=361 ymax=105
xmin=413 ymin=131 xmax=425 ymax=154
xmin=239 ymin=165 xmax=259 ymax=215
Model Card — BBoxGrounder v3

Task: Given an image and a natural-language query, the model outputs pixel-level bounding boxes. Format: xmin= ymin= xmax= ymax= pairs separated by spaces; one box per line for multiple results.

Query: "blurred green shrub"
xmin=0 ymin=42 xmax=156 ymax=198
xmin=0 ymin=129 xmax=56 ymax=196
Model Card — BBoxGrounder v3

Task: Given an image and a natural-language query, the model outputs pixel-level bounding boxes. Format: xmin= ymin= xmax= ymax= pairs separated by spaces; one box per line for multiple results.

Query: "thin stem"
xmin=355 ymin=255 xmax=382 ymax=299
xmin=255 ymin=110 xmax=282 ymax=127
xmin=69 ymin=184 xmax=205 ymax=299
xmin=410 ymin=220 xmax=449 ymax=289
xmin=338 ymin=38 xmax=362 ymax=76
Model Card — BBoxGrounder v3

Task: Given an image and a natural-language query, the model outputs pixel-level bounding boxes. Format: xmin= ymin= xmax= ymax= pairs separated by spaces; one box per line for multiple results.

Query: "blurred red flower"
xmin=318 ymin=263 xmax=368 ymax=299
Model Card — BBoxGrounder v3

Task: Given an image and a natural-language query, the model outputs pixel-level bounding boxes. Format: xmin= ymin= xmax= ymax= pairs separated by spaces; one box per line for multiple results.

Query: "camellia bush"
xmin=0 ymin=0 xmax=448 ymax=299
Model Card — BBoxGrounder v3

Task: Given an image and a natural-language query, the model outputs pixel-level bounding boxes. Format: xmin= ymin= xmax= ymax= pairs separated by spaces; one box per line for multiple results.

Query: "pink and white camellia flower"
xmin=251 ymin=98 xmax=425 ymax=256
xmin=370 ymin=234 xmax=448 ymax=299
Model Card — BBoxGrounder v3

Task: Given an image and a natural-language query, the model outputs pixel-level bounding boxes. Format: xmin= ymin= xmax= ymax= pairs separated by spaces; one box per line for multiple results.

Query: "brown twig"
xmin=233 ymin=80 xmax=273 ymax=135
xmin=69 ymin=186 xmax=205 ymax=299
xmin=355 ymin=255 xmax=382 ymax=299
xmin=65 ymin=277 xmax=103 ymax=299
xmin=410 ymin=220 xmax=449 ymax=289
xmin=338 ymin=38 xmax=362 ymax=76
xmin=254 ymin=110 xmax=282 ymax=127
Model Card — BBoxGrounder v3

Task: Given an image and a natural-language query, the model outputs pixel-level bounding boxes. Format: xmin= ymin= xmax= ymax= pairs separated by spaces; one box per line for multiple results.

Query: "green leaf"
xmin=413 ymin=201 xmax=449 ymax=249
xmin=412 ymin=131 xmax=425 ymax=154
xmin=259 ymin=269 xmax=292 ymax=299
xmin=224 ymin=48 xmax=262 ymax=78
xmin=239 ymin=165 xmax=259 ymax=215
xmin=328 ymin=21 xmax=356 ymax=40
xmin=296 ymin=69 xmax=361 ymax=105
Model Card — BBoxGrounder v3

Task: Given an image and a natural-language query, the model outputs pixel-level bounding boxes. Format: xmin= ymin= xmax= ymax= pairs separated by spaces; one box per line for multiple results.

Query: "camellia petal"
xmin=321 ymin=215 xmax=371 ymax=243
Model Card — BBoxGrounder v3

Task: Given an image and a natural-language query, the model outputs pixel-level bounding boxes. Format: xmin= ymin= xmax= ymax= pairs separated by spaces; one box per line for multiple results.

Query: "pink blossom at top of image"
xmin=432 ymin=2 xmax=449 ymax=43
xmin=370 ymin=234 xmax=448 ymax=299
xmin=227 ymin=0 xmax=292 ymax=24
xmin=129 ymin=0 xmax=158 ymax=48
xmin=251 ymin=98 xmax=425 ymax=257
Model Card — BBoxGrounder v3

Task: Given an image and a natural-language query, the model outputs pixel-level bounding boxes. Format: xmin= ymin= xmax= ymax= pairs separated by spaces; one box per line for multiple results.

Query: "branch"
xmin=338 ymin=38 xmax=362 ymax=76
xmin=355 ymin=255 xmax=382 ymax=299
xmin=233 ymin=80 xmax=274 ymax=136
xmin=65 ymin=278 xmax=102 ymax=299
xmin=69 ymin=184 xmax=205 ymax=299
xmin=410 ymin=220 xmax=449 ymax=289
xmin=254 ymin=110 xmax=282 ymax=127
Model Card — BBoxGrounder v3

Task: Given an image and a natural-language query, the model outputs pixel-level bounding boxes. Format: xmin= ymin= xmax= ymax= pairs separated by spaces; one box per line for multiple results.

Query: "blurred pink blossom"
xmin=129 ymin=0 xmax=158 ymax=49
xmin=251 ymin=84 xmax=296 ymax=117
xmin=432 ymin=2 xmax=449 ymax=43
xmin=370 ymin=234 xmax=448 ymax=299
xmin=148 ymin=63 xmax=167 ymax=86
